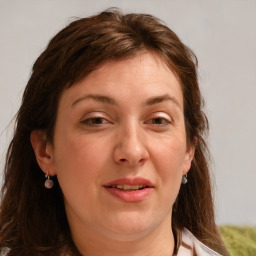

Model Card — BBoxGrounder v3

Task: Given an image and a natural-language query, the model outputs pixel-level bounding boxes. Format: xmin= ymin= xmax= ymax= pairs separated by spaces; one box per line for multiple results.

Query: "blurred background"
xmin=0 ymin=0 xmax=255 ymax=226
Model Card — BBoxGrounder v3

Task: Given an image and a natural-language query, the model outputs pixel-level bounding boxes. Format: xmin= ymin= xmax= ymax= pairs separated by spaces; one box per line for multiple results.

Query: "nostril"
xmin=120 ymin=158 xmax=126 ymax=162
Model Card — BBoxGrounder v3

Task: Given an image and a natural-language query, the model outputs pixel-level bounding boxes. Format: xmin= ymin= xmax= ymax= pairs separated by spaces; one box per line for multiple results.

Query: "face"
xmin=42 ymin=53 xmax=194 ymax=241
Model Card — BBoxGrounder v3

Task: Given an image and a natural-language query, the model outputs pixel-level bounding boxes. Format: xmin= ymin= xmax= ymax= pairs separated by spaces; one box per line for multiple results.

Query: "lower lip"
xmin=104 ymin=187 xmax=153 ymax=202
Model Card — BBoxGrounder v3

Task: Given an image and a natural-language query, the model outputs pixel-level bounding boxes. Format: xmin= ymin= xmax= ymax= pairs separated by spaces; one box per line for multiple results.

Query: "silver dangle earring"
xmin=181 ymin=174 xmax=188 ymax=184
xmin=44 ymin=173 xmax=54 ymax=189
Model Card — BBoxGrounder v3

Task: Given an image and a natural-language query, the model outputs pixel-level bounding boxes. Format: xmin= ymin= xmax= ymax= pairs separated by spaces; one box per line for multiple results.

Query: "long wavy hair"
xmin=0 ymin=9 xmax=229 ymax=256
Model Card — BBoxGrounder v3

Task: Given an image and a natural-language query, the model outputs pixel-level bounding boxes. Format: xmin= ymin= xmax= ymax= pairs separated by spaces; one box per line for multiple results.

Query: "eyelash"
xmin=81 ymin=116 xmax=172 ymax=128
xmin=81 ymin=117 xmax=109 ymax=126
xmin=145 ymin=117 xmax=172 ymax=126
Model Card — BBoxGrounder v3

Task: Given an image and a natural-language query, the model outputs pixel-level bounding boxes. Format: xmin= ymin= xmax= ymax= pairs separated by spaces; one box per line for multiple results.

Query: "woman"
xmin=0 ymin=9 xmax=229 ymax=256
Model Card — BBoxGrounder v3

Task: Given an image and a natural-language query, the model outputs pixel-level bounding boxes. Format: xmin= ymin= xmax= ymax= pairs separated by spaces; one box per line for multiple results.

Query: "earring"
xmin=181 ymin=174 xmax=188 ymax=184
xmin=44 ymin=173 xmax=54 ymax=189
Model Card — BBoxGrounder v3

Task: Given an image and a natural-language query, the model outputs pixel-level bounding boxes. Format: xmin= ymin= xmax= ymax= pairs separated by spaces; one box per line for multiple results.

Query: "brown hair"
xmin=0 ymin=9 xmax=229 ymax=256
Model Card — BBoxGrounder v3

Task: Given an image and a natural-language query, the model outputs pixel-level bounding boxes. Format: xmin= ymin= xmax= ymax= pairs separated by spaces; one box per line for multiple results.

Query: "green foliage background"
xmin=220 ymin=226 xmax=256 ymax=256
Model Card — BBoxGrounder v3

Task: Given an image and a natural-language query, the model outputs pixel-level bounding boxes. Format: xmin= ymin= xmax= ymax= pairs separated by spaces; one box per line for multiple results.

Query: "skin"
xmin=31 ymin=52 xmax=195 ymax=256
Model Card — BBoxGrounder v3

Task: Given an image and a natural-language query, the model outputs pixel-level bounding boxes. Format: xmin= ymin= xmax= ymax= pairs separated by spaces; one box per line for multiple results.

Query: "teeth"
xmin=123 ymin=184 xmax=132 ymax=190
xmin=111 ymin=184 xmax=146 ymax=190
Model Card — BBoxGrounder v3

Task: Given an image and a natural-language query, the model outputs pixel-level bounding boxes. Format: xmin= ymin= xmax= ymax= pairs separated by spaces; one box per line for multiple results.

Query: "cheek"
xmin=154 ymin=134 xmax=187 ymax=166
xmin=52 ymin=131 xmax=107 ymax=196
xmin=151 ymin=137 xmax=187 ymax=191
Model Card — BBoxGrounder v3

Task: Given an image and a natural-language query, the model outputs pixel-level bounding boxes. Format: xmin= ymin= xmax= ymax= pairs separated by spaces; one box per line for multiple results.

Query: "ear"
xmin=30 ymin=130 xmax=56 ymax=176
xmin=183 ymin=137 xmax=197 ymax=175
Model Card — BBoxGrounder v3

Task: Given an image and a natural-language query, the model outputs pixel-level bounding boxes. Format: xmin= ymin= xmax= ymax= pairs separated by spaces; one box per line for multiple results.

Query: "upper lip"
xmin=103 ymin=177 xmax=154 ymax=188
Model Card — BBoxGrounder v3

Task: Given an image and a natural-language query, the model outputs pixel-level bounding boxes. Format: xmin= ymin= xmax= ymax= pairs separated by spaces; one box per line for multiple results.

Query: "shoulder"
xmin=177 ymin=228 xmax=223 ymax=256
xmin=0 ymin=248 xmax=9 ymax=256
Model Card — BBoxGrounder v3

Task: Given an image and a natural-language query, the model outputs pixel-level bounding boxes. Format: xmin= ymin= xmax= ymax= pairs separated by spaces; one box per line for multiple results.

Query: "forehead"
xmin=86 ymin=53 xmax=178 ymax=84
xmin=60 ymin=52 xmax=184 ymax=110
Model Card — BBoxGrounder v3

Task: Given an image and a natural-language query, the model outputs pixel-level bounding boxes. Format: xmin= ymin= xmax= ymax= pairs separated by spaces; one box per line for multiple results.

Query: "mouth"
xmin=107 ymin=184 xmax=149 ymax=190
xmin=103 ymin=177 xmax=154 ymax=202
xmin=103 ymin=177 xmax=154 ymax=189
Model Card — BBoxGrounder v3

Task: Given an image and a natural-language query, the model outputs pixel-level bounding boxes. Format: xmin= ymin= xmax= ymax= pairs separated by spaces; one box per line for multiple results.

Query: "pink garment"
xmin=177 ymin=228 xmax=223 ymax=256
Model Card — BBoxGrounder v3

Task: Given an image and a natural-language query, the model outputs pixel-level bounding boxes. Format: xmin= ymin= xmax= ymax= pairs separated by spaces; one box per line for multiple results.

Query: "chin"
xmin=103 ymin=214 xmax=157 ymax=241
xmin=108 ymin=227 xmax=152 ymax=242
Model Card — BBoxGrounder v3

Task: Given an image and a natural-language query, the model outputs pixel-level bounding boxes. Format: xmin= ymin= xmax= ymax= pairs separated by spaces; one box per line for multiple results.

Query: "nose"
xmin=113 ymin=125 xmax=149 ymax=167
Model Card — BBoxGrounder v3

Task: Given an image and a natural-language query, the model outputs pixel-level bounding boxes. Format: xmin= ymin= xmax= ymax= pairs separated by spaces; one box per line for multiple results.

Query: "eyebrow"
xmin=72 ymin=93 xmax=181 ymax=109
xmin=72 ymin=94 xmax=117 ymax=107
xmin=145 ymin=94 xmax=181 ymax=109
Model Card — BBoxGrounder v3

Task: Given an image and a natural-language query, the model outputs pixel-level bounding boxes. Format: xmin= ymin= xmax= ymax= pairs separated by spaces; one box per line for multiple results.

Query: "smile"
xmin=109 ymin=184 xmax=147 ymax=190
xmin=103 ymin=177 xmax=154 ymax=202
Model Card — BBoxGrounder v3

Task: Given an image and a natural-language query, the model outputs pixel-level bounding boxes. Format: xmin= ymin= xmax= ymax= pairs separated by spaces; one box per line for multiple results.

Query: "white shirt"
xmin=177 ymin=228 xmax=223 ymax=256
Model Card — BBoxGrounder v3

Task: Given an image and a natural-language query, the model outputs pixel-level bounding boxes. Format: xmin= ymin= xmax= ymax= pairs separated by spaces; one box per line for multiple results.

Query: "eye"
xmin=149 ymin=117 xmax=170 ymax=125
xmin=145 ymin=113 xmax=172 ymax=127
xmin=81 ymin=117 xmax=109 ymax=126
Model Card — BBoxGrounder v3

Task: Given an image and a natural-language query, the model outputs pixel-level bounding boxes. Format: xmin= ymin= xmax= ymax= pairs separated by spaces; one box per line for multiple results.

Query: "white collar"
xmin=177 ymin=228 xmax=223 ymax=256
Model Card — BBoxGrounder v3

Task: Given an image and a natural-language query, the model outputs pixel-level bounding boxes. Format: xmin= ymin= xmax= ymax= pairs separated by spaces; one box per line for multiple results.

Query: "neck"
xmin=70 ymin=216 xmax=175 ymax=256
